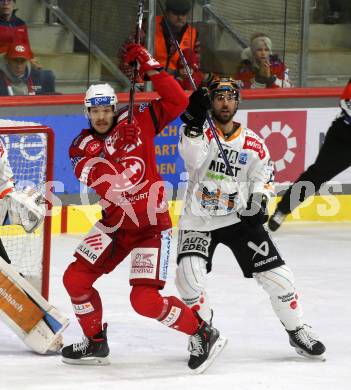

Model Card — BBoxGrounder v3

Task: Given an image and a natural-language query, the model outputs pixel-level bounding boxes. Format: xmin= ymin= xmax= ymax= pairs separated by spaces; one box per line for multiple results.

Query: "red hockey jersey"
xmin=70 ymin=71 xmax=188 ymax=229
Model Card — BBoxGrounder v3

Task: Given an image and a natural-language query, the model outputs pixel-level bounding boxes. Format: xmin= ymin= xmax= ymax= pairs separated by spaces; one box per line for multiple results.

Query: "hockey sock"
xmin=130 ymin=285 xmax=199 ymax=335
xmin=70 ymin=288 xmax=103 ymax=337
xmin=63 ymin=261 xmax=104 ymax=337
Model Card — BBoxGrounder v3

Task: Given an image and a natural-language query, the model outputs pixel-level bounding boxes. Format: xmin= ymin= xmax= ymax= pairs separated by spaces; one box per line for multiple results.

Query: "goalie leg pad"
xmin=0 ymin=271 xmax=44 ymax=332
xmin=253 ymin=265 xmax=303 ymax=330
xmin=175 ymin=255 xmax=212 ymax=323
xmin=0 ymin=257 xmax=69 ymax=354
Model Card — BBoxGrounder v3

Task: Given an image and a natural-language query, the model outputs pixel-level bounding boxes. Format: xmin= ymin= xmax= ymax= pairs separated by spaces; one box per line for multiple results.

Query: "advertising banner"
xmin=3 ymin=106 xmax=350 ymax=196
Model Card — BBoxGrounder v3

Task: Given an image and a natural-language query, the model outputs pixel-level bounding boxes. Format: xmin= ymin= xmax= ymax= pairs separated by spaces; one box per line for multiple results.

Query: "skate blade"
xmin=62 ymin=356 xmax=110 ymax=366
xmin=294 ymin=347 xmax=326 ymax=362
xmin=192 ymin=335 xmax=228 ymax=374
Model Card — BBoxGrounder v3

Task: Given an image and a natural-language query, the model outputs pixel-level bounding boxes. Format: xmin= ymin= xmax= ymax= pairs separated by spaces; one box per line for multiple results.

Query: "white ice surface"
xmin=1 ymin=223 xmax=351 ymax=390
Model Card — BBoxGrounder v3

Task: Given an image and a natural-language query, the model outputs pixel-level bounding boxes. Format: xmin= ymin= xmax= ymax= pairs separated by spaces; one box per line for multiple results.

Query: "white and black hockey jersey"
xmin=178 ymin=120 xmax=274 ymax=231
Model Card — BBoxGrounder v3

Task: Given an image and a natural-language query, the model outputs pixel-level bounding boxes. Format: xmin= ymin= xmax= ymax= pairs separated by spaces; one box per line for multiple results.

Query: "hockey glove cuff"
xmin=183 ymin=125 xmax=203 ymax=138
xmin=239 ymin=193 xmax=268 ymax=227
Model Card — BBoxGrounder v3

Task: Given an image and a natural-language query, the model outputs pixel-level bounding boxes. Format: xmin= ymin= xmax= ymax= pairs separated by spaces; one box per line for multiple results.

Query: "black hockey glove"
xmin=181 ymin=87 xmax=211 ymax=130
xmin=239 ymin=193 xmax=268 ymax=227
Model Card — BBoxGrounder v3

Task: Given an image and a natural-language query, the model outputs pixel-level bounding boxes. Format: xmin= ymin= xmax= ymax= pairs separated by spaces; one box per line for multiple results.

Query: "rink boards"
xmin=1 ymin=88 xmax=350 ymax=234
xmin=47 ymin=194 xmax=351 ymax=234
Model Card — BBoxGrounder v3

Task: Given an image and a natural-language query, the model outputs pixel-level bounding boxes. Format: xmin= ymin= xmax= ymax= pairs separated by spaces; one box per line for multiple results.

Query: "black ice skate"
xmin=268 ymin=209 xmax=287 ymax=231
xmin=287 ymin=324 xmax=326 ymax=361
xmin=188 ymin=319 xmax=227 ymax=374
xmin=62 ymin=323 xmax=110 ymax=365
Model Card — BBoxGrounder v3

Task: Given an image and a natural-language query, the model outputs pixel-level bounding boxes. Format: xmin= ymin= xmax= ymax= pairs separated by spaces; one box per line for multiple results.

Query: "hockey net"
xmin=0 ymin=119 xmax=54 ymax=299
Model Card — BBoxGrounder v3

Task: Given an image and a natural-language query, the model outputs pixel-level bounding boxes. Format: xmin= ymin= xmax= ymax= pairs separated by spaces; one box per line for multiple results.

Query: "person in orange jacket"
xmin=117 ymin=0 xmax=199 ymax=84
xmin=269 ymin=79 xmax=351 ymax=230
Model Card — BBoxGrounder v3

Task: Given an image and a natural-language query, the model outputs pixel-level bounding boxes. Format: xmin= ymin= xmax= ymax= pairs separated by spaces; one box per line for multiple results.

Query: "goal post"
xmin=0 ymin=119 xmax=54 ymax=300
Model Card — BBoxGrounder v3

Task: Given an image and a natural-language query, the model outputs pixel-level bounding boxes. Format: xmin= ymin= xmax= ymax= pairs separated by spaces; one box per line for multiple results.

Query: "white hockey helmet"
xmin=84 ymin=83 xmax=118 ymax=117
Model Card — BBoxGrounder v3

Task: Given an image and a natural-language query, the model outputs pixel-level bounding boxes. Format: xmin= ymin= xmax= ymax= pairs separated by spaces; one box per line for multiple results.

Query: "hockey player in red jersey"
xmin=61 ymin=43 xmax=226 ymax=373
xmin=175 ymin=77 xmax=326 ymax=361
xmin=269 ymin=79 xmax=351 ymax=230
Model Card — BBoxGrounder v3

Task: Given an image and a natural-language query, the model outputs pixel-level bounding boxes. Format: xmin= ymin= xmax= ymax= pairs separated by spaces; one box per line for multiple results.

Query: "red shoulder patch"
xmin=205 ymin=128 xmax=214 ymax=141
xmin=243 ymin=136 xmax=266 ymax=160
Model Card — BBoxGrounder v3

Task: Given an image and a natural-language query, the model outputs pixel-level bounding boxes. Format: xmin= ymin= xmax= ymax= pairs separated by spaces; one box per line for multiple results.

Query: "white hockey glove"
xmin=5 ymin=187 xmax=45 ymax=233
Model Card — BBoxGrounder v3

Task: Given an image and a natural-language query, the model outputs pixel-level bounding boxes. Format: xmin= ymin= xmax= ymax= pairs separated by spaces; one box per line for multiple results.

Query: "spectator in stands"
xmin=0 ymin=0 xmax=42 ymax=69
xmin=0 ymin=42 xmax=55 ymax=96
xmin=235 ymin=33 xmax=291 ymax=89
xmin=0 ymin=0 xmax=29 ymax=54
xmin=117 ymin=0 xmax=199 ymax=84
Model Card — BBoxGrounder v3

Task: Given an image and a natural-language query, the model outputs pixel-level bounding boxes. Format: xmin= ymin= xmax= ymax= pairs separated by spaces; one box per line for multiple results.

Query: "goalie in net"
xmin=0 ymin=136 xmax=45 ymax=260
xmin=0 ymin=123 xmax=69 ymax=354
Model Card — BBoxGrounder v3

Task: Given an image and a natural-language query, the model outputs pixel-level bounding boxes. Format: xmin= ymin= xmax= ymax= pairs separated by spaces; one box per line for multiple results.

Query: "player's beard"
xmin=212 ymin=106 xmax=237 ymax=125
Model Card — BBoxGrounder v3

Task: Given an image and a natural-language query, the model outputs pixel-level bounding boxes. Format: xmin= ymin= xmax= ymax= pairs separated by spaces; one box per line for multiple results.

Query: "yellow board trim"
xmin=4 ymin=195 xmax=351 ymax=236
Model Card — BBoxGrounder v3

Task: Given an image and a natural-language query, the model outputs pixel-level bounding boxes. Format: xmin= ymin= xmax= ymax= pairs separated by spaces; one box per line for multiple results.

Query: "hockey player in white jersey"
xmin=175 ymin=77 xmax=326 ymax=361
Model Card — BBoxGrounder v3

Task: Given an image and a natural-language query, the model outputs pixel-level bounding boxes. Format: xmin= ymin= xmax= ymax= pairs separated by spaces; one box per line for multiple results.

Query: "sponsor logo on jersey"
xmin=86 ymin=140 xmax=102 ymax=156
xmin=196 ymin=184 xmax=236 ymax=214
xmin=83 ymin=233 xmax=104 ymax=250
xmin=138 ymin=102 xmax=149 ymax=112
xmin=111 ymin=156 xmax=146 ymax=192
xmin=238 ymin=152 xmax=248 ymax=165
xmin=130 ymin=248 xmax=158 ymax=280
xmin=160 ymin=306 xmax=181 ymax=327
xmin=78 ymin=135 xmax=94 ymax=151
xmin=73 ymin=302 xmax=95 ymax=315
xmin=208 ymin=147 xmax=241 ymax=177
xmin=243 ymin=136 xmax=266 ymax=160
xmin=76 ymin=226 xmax=112 ymax=264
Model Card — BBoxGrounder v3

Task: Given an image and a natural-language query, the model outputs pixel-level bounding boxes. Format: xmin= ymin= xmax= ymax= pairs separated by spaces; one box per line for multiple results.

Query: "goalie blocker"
xmin=0 ymin=256 xmax=69 ymax=354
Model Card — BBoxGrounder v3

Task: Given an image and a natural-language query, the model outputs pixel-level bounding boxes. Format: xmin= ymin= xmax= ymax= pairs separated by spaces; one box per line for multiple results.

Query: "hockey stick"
xmin=127 ymin=0 xmax=145 ymax=124
xmin=157 ymin=0 xmax=246 ymax=206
